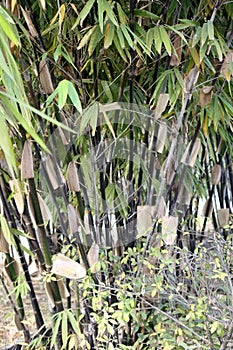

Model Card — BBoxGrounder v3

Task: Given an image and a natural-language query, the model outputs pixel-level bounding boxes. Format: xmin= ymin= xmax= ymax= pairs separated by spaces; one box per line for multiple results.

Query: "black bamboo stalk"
xmin=0 ymin=182 xmax=46 ymax=333
xmin=0 ymin=274 xmax=30 ymax=343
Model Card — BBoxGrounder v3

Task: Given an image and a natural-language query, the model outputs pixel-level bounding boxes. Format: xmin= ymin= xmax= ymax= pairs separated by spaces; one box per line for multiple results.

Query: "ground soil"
xmin=0 ymin=276 xmax=49 ymax=349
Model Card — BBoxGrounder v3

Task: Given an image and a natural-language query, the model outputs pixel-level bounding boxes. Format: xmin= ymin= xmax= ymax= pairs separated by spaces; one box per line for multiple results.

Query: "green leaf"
xmin=0 ymin=215 xmax=15 ymax=246
xmin=57 ymin=80 xmax=69 ymax=109
xmin=0 ymin=7 xmax=19 ymax=46
xmin=120 ymin=24 xmax=134 ymax=49
xmin=77 ymin=25 xmax=97 ymax=50
xmin=201 ymin=22 xmax=208 ymax=47
xmin=117 ymin=3 xmax=127 ymax=25
xmin=62 ymin=311 xmax=68 ymax=348
xmin=146 ymin=28 xmax=154 ymax=52
xmin=207 ymin=20 xmax=214 ymax=41
xmin=166 ymin=24 xmax=187 ymax=44
xmin=159 ymin=26 xmax=171 ymax=56
xmin=51 ymin=314 xmax=62 ymax=349
xmin=154 ymin=26 xmax=162 ymax=54
xmin=210 ymin=321 xmax=219 ymax=334
xmin=104 ymin=22 xmax=115 ymax=49
xmin=214 ymin=39 xmax=223 ymax=62
xmin=88 ymin=25 xmax=102 ymax=56
xmin=72 ymin=0 xmax=95 ymax=29
xmin=134 ymin=10 xmax=159 ymax=21
xmin=80 ymin=102 xmax=99 ymax=135
xmin=98 ymin=0 xmax=104 ymax=33
xmin=67 ymin=311 xmax=80 ymax=335
xmin=0 ymin=114 xmax=17 ymax=177
xmin=68 ymin=82 xmax=82 ymax=114
xmin=117 ymin=27 xmax=125 ymax=48
xmin=113 ymin=34 xmax=127 ymax=62
xmin=103 ymin=0 xmax=118 ymax=27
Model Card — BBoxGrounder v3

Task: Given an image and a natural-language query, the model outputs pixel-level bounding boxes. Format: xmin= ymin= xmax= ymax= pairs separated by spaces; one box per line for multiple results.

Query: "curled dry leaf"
xmin=87 ymin=243 xmax=99 ymax=273
xmin=57 ymin=278 xmax=70 ymax=298
xmin=46 ymin=156 xmax=65 ymax=190
xmin=9 ymin=179 xmax=24 ymax=215
xmin=202 ymin=199 xmax=213 ymax=217
xmin=45 ymin=281 xmax=55 ymax=309
xmin=21 ymin=140 xmax=34 ymax=180
xmin=51 ymin=253 xmax=86 ymax=280
xmin=153 ymin=93 xmax=169 ymax=120
xmin=37 ymin=193 xmax=52 ymax=223
xmin=0 ymin=228 xmax=9 ymax=253
xmin=220 ymin=50 xmax=233 ymax=82
xmin=67 ymin=161 xmax=80 ymax=192
xmin=181 ymin=138 xmax=201 ymax=167
xmin=155 ymin=122 xmax=167 ymax=153
xmin=211 ymin=164 xmax=221 ymax=185
xmin=162 ymin=216 xmax=178 ymax=245
xmin=198 ymin=86 xmax=213 ymax=107
xmin=67 ymin=203 xmax=79 ymax=235
xmin=217 ymin=208 xmax=229 ymax=227
xmin=39 ymin=60 xmax=54 ymax=94
xmin=137 ymin=205 xmax=155 ymax=236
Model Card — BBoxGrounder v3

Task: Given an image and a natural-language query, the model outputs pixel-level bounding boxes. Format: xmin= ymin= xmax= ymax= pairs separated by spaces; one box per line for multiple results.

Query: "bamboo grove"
xmin=0 ymin=0 xmax=233 ymax=349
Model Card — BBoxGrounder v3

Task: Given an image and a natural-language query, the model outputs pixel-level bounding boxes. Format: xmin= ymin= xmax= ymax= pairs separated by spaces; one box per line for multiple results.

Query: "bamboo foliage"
xmin=0 ymin=1 xmax=232 ymax=349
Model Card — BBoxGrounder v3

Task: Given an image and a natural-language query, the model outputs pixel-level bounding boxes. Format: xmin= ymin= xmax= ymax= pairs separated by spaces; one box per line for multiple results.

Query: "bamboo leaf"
xmin=0 ymin=6 xmax=19 ymax=45
xmin=207 ymin=20 xmax=214 ymax=41
xmin=62 ymin=311 xmax=68 ymax=348
xmin=134 ymin=9 xmax=159 ymax=21
xmin=57 ymin=80 xmax=69 ymax=109
xmin=72 ymin=0 xmax=95 ymax=29
xmin=0 ymin=113 xmax=17 ymax=177
xmin=159 ymin=27 xmax=171 ymax=56
xmin=50 ymin=313 xmax=62 ymax=348
xmin=59 ymin=4 xmax=66 ymax=27
xmin=201 ymin=22 xmax=208 ymax=47
xmin=102 ymin=0 xmax=118 ymax=27
xmin=117 ymin=3 xmax=127 ymax=25
xmin=80 ymin=102 xmax=99 ymax=135
xmin=154 ymin=26 xmax=162 ymax=55
xmin=98 ymin=0 xmax=104 ymax=33
xmin=104 ymin=22 xmax=115 ymax=49
xmin=77 ymin=25 xmax=97 ymax=50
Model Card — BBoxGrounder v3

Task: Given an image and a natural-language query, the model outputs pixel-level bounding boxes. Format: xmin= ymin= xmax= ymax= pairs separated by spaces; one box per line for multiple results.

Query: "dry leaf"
xmin=137 ymin=205 xmax=155 ymax=236
xmin=0 ymin=228 xmax=9 ymax=253
xmin=170 ymin=35 xmax=182 ymax=66
xmin=87 ymin=243 xmax=99 ymax=273
xmin=9 ymin=179 xmax=24 ymax=215
xmin=68 ymin=204 xmax=79 ymax=235
xmin=202 ymin=199 xmax=213 ymax=217
xmin=39 ymin=60 xmax=54 ymax=94
xmin=184 ymin=66 xmax=199 ymax=95
xmin=21 ymin=140 xmax=34 ymax=180
xmin=20 ymin=7 xmax=38 ymax=37
xmin=181 ymin=138 xmax=201 ymax=167
xmin=198 ymin=86 xmax=213 ymax=107
xmin=221 ymin=50 xmax=233 ymax=81
xmin=45 ymin=281 xmax=55 ymax=309
xmin=14 ymin=314 xmax=23 ymax=331
xmin=153 ymin=94 xmax=169 ymax=120
xmin=211 ymin=164 xmax=221 ymax=185
xmin=162 ymin=216 xmax=178 ymax=245
xmin=46 ymin=156 xmax=64 ymax=190
xmin=51 ymin=253 xmax=86 ymax=280
xmin=37 ymin=193 xmax=52 ymax=223
xmin=57 ymin=278 xmax=70 ymax=298
xmin=217 ymin=208 xmax=229 ymax=227
xmin=156 ymin=122 xmax=167 ymax=154
xmin=67 ymin=161 xmax=80 ymax=192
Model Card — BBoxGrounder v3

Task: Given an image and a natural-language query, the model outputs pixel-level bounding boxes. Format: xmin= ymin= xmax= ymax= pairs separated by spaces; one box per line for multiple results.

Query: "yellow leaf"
xmin=59 ymin=4 xmax=66 ymax=27
xmin=210 ymin=321 xmax=219 ymax=334
xmin=202 ymin=113 xmax=208 ymax=136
